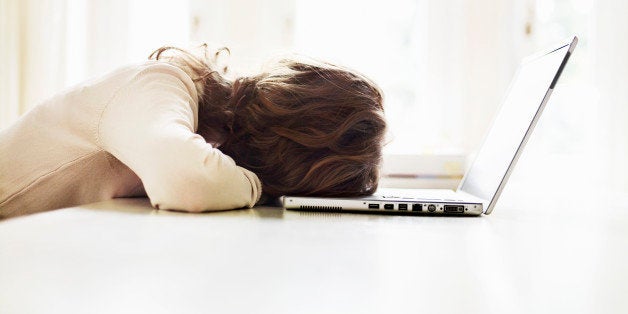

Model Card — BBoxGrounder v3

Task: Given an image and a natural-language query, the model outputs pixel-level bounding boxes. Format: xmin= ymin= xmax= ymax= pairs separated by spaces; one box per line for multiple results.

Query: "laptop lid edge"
xmin=459 ymin=37 xmax=577 ymax=215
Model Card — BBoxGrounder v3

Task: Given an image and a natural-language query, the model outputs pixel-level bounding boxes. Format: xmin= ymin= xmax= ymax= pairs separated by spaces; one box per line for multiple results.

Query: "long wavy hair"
xmin=149 ymin=45 xmax=386 ymax=198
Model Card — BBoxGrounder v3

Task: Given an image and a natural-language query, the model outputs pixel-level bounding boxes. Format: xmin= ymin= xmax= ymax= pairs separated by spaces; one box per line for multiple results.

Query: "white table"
xmin=1 ymin=178 xmax=627 ymax=314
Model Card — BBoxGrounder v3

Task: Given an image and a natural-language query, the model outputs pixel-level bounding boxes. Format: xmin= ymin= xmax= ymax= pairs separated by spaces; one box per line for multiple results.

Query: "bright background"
xmin=1 ymin=0 xmax=626 ymax=195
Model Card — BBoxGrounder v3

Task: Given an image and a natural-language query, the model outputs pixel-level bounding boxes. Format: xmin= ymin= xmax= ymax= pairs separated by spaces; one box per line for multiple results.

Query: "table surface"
xmin=1 ymin=180 xmax=627 ymax=314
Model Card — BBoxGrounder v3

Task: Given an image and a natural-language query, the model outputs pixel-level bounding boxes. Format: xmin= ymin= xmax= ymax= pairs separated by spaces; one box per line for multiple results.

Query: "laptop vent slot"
xmin=299 ymin=205 xmax=342 ymax=211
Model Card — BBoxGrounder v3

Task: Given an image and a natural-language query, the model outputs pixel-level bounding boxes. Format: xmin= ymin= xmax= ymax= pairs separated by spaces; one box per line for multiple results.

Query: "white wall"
xmin=0 ymin=0 xmax=21 ymax=127
xmin=595 ymin=0 xmax=628 ymax=192
xmin=0 ymin=0 xmax=189 ymax=130
xmin=188 ymin=0 xmax=294 ymax=75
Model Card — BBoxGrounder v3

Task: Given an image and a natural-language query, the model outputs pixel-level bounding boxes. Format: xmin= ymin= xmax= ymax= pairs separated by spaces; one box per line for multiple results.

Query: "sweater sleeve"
xmin=98 ymin=63 xmax=261 ymax=212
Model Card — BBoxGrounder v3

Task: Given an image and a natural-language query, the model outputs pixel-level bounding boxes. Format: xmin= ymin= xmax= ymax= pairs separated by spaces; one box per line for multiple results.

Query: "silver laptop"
xmin=283 ymin=36 xmax=578 ymax=216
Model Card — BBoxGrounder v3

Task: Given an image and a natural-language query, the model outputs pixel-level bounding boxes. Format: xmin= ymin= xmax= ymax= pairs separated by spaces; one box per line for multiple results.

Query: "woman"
xmin=0 ymin=45 xmax=386 ymax=218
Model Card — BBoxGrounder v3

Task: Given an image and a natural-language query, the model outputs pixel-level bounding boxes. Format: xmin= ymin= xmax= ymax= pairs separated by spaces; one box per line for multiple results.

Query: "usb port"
xmin=398 ymin=204 xmax=408 ymax=211
xmin=384 ymin=204 xmax=394 ymax=210
xmin=444 ymin=205 xmax=465 ymax=213
xmin=368 ymin=203 xmax=380 ymax=209
xmin=412 ymin=204 xmax=422 ymax=212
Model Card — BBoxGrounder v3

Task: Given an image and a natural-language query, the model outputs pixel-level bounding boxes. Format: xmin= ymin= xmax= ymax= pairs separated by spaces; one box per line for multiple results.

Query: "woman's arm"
xmin=98 ymin=63 xmax=261 ymax=212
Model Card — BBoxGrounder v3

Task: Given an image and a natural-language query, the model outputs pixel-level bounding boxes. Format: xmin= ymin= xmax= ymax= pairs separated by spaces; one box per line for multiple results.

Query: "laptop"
xmin=283 ymin=36 xmax=578 ymax=216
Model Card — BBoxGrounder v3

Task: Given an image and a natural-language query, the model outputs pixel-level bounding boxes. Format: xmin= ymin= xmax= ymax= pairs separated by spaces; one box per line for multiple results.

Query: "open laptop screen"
xmin=458 ymin=43 xmax=573 ymax=214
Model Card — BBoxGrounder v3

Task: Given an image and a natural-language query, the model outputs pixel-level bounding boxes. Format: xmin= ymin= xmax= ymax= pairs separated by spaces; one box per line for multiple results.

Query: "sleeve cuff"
xmin=239 ymin=167 xmax=262 ymax=208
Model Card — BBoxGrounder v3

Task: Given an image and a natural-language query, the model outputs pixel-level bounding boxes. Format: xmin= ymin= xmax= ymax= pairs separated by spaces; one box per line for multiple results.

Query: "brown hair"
xmin=149 ymin=45 xmax=386 ymax=198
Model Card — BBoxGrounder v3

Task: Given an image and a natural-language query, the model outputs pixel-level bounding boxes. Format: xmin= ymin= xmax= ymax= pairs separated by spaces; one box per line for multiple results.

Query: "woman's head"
xmin=150 ymin=46 xmax=386 ymax=198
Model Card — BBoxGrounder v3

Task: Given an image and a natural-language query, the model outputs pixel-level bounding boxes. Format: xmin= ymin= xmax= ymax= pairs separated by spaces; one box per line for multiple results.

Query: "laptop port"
xmin=398 ymin=204 xmax=408 ymax=211
xmin=411 ymin=204 xmax=422 ymax=212
xmin=427 ymin=204 xmax=436 ymax=212
xmin=444 ymin=205 xmax=464 ymax=214
xmin=384 ymin=204 xmax=394 ymax=210
xmin=368 ymin=203 xmax=380 ymax=209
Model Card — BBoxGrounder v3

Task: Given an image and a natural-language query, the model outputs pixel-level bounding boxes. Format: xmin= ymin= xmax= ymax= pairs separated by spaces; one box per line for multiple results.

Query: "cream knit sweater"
xmin=0 ymin=61 xmax=262 ymax=218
